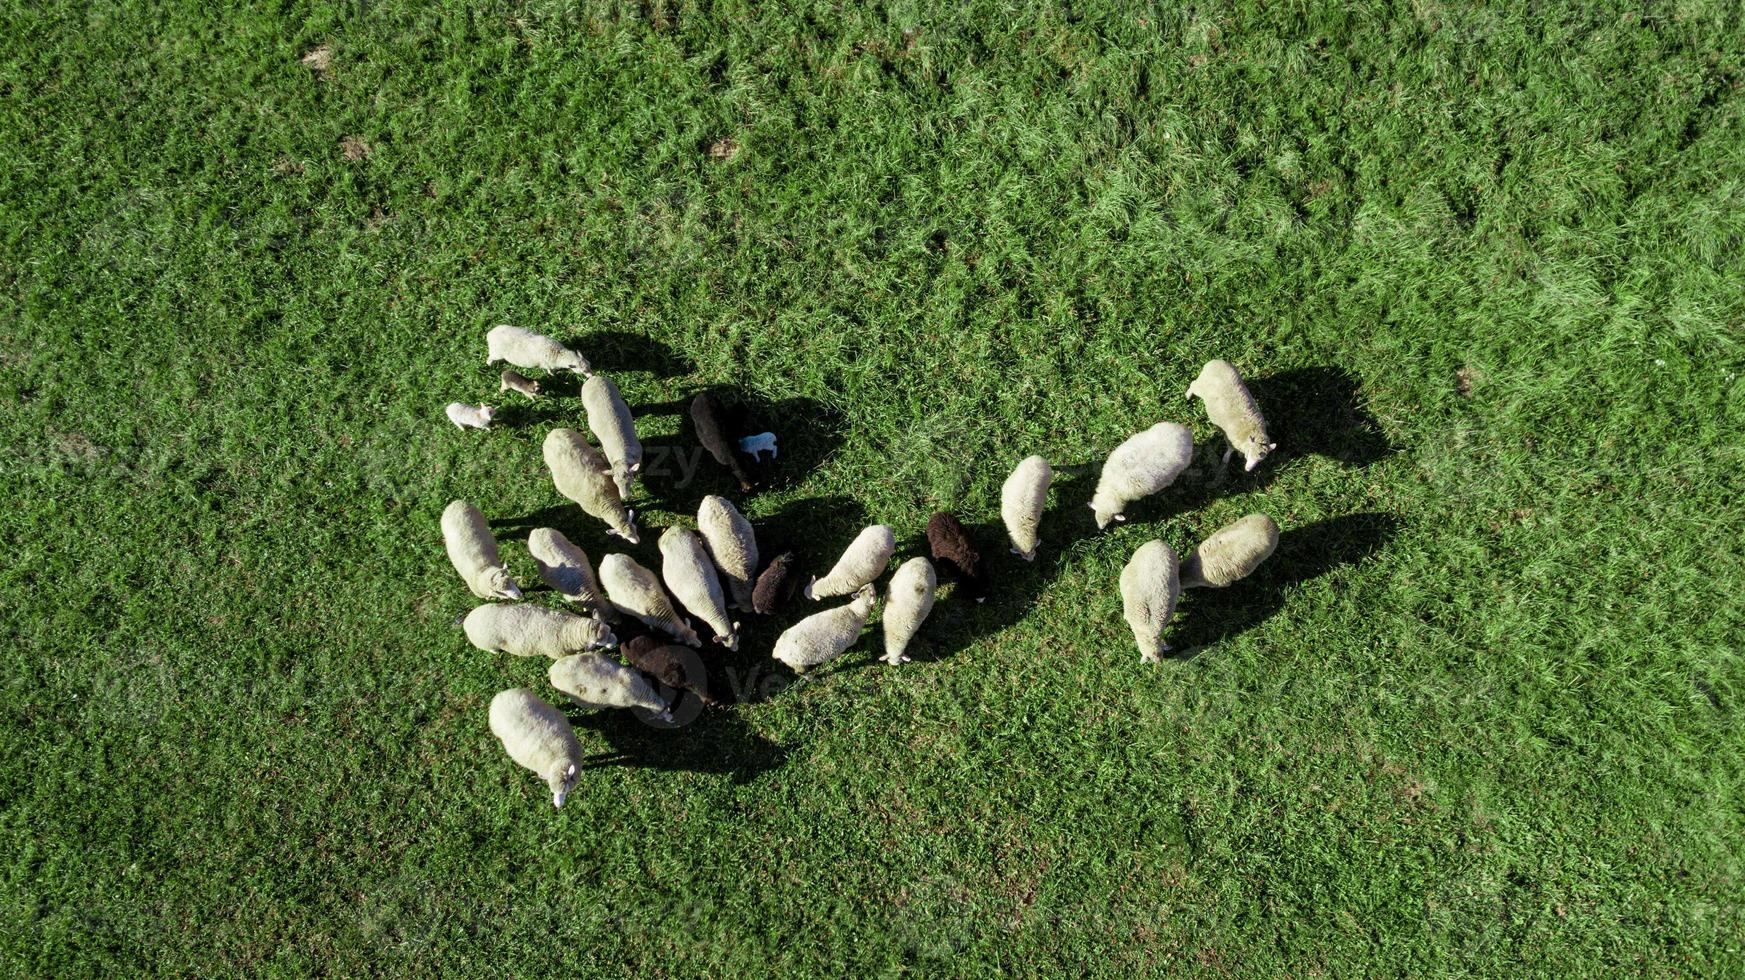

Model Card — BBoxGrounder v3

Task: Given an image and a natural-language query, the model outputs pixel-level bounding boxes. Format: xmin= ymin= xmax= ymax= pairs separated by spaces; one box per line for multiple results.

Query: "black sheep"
xmin=621 ymin=633 xmax=717 ymax=707
xmin=751 ymin=551 xmax=800 ymax=615
xmin=690 ymin=391 xmax=753 ymax=490
xmin=926 ymin=512 xmax=989 ymax=603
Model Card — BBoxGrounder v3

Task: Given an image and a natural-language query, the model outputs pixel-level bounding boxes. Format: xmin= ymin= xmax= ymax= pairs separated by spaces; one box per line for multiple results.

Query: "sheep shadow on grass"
xmin=567 ymin=698 xmax=790 ymax=784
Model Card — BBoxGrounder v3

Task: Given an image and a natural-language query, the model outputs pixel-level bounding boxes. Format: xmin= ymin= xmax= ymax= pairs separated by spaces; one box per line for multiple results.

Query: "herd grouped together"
xmin=444 ymin=325 xmax=1285 ymax=809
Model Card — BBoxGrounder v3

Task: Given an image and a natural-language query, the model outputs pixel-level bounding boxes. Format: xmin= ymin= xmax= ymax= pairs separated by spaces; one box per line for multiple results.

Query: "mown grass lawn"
xmin=2 ymin=1 xmax=1742 ymax=974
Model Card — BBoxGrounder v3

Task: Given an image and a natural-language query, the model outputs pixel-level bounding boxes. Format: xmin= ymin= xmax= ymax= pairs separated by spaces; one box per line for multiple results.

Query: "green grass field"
xmin=4 ymin=1 xmax=1743 ymax=974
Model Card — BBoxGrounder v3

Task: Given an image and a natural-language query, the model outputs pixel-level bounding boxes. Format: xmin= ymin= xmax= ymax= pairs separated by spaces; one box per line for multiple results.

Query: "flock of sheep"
xmin=445 ymin=325 xmax=1283 ymax=808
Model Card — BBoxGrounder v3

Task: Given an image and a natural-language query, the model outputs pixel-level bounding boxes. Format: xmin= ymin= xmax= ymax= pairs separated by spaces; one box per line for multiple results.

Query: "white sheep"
xmin=1091 ymin=422 xmax=1194 ymax=529
xmin=445 ymin=402 xmax=496 ymax=430
xmin=1120 ymin=539 xmax=1181 ymax=663
xmin=697 ymin=495 xmax=758 ymax=611
xmin=488 ymin=688 xmax=582 ymax=809
xmin=581 ymin=374 xmax=642 ymax=498
xmin=598 ymin=553 xmax=701 ymax=647
xmin=441 ymin=500 xmax=523 ymax=600
xmin=1186 ymin=359 xmax=1275 ymax=472
xmin=548 ymin=653 xmax=671 ymax=720
xmin=526 ymin=528 xmax=617 ymax=620
xmin=805 ymin=524 xmax=896 ymax=600
xmin=1001 ymin=455 xmax=1052 ymax=561
xmin=881 ymin=557 xmax=936 ymax=665
xmin=486 ymin=324 xmax=591 ymax=375
xmin=1180 ymin=514 xmax=1280 ymax=589
xmin=499 ymin=370 xmax=541 ymax=399
xmin=462 ymin=602 xmax=616 ymax=658
xmin=773 ymin=584 xmax=877 ymax=673
xmin=542 ymin=428 xmax=639 ymax=544
xmin=659 ymin=526 xmax=739 ymax=651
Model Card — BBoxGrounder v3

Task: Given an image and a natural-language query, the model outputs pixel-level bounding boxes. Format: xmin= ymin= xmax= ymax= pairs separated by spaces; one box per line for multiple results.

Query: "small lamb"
xmin=806 ymin=524 xmax=896 ymax=600
xmin=737 ymin=432 xmax=777 ymax=461
xmin=526 ymin=527 xmax=617 ymax=620
xmin=488 ymin=688 xmax=581 ymax=809
xmin=548 ymin=652 xmax=671 ymax=720
xmin=441 ymin=500 xmax=523 ymax=601
xmin=582 ymin=374 xmax=642 ymax=498
xmin=462 ymin=603 xmax=616 ymax=658
xmin=1091 ymin=422 xmax=1194 ymax=529
xmin=698 ymin=495 xmax=758 ymax=611
xmin=598 ymin=553 xmax=701 ymax=647
xmin=881 ymin=557 xmax=936 ymax=665
xmin=622 ymin=634 xmax=716 ymax=707
xmin=1001 ymin=455 xmax=1052 ymax=561
xmin=542 ymin=428 xmax=639 ymax=544
xmin=690 ymin=391 xmax=753 ymax=490
xmin=752 ymin=551 xmax=799 ymax=615
xmin=926 ymin=512 xmax=989 ymax=603
xmin=1186 ymin=359 xmax=1275 ymax=472
xmin=1180 ymin=514 xmax=1280 ymax=589
xmin=486 ymin=324 xmax=591 ymax=375
xmin=659 ymin=527 xmax=740 ymax=651
xmin=499 ymin=370 xmax=541 ymax=399
xmin=1120 ymin=539 xmax=1181 ymax=663
xmin=773 ymin=584 xmax=877 ymax=673
xmin=446 ymin=402 xmax=497 ymax=430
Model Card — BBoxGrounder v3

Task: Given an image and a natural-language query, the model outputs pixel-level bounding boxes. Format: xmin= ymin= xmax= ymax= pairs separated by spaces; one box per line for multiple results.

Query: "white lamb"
xmin=548 ymin=653 xmax=671 ymax=720
xmin=542 ymin=428 xmax=639 ymax=544
xmin=1120 ymin=539 xmax=1181 ymax=663
xmin=1186 ymin=359 xmax=1275 ymax=472
xmin=581 ymin=374 xmax=642 ymax=497
xmin=462 ymin=603 xmax=616 ymax=658
xmin=659 ymin=527 xmax=739 ymax=651
xmin=697 ymin=495 xmax=758 ymax=611
xmin=805 ymin=524 xmax=896 ymax=600
xmin=773 ymin=584 xmax=877 ymax=673
xmin=881 ymin=557 xmax=936 ymax=665
xmin=488 ymin=688 xmax=582 ymax=809
xmin=598 ymin=553 xmax=701 ymax=647
xmin=526 ymin=528 xmax=616 ymax=620
xmin=486 ymin=324 xmax=591 ymax=375
xmin=445 ymin=402 xmax=496 ymax=430
xmin=1180 ymin=514 xmax=1280 ymax=589
xmin=1091 ymin=422 xmax=1194 ymax=529
xmin=1001 ymin=455 xmax=1052 ymax=560
xmin=441 ymin=500 xmax=523 ymax=600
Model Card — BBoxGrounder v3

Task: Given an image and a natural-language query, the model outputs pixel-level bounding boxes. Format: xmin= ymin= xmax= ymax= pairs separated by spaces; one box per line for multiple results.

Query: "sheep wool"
xmin=698 ymin=495 xmax=758 ymax=611
xmin=926 ymin=512 xmax=989 ymax=603
xmin=441 ymin=500 xmax=523 ymax=601
xmin=621 ymin=634 xmax=715 ymax=707
xmin=542 ymin=428 xmax=639 ymax=544
xmin=806 ymin=524 xmax=896 ymax=600
xmin=446 ymin=402 xmax=496 ymax=430
xmin=486 ymin=324 xmax=591 ymax=375
xmin=463 ymin=603 xmax=616 ymax=658
xmin=658 ymin=527 xmax=739 ymax=651
xmin=548 ymin=653 xmax=670 ymax=720
xmin=499 ymin=370 xmax=541 ymax=399
xmin=1091 ymin=422 xmax=1194 ymax=529
xmin=582 ymin=374 xmax=642 ymax=497
xmin=599 ymin=553 xmax=701 ymax=647
xmin=1001 ymin=455 xmax=1052 ymax=561
xmin=488 ymin=688 xmax=582 ymax=809
xmin=1120 ymin=539 xmax=1181 ymax=663
xmin=1180 ymin=514 xmax=1280 ymax=589
xmin=752 ymin=551 xmax=799 ymax=615
xmin=1186 ymin=359 xmax=1275 ymax=472
xmin=526 ymin=528 xmax=617 ymax=620
xmin=773 ymin=585 xmax=877 ymax=673
xmin=881 ymin=557 xmax=936 ymax=665
xmin=690 ymin=391 xmax=752 ymax=490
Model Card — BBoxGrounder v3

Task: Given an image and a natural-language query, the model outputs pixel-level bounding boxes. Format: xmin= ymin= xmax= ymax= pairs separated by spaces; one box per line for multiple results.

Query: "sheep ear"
xmin=565 ymin=763 xmax=577 ymax=778
xmin=1267 ymin=442 xmax=1277 ymax=451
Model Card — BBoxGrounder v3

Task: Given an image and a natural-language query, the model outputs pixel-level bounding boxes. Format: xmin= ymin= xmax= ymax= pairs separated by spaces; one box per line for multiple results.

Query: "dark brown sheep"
xmin=926 ymin=512 xmax=989 ymax=603
xmin=690 ymin=391 xmax=753 ymax=490
xmin=751 ymin=551 xmax=800 ymax=615
xmin=620 ymin=634 xmax=716 ymax=707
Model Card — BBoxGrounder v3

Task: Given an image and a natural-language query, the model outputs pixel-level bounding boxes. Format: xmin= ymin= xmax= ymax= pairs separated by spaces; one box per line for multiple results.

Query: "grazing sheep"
xmin=598 ymin=553 xmax=701 ymax=647
xmin=1091 ymin=422 xmax=1194 ymax=529
xmin=462 ymin=603 xmax=616 ymax=658
xmin=737 ymin=432 xmax=777 ymax=461
xmin=659 ymin=527 xmax=740 ymax=651
xmin=445 ymin=402 xmax=496 ymax=430
xmin=542 ymin=428 xmax=639 ymax=544
xmin=698 ymin=495 xmax=758 ymax=611
xmin=525 ymin=527 xmax=617 ymax=619
xmin=1120 ymin=540 xmax=1181 ymax=663
xmin=1180 ymin=514 xmax=1280 ymax=589
xmin=773 ymin=584 xmax=877 ymax=673
xmin=499 ymin=370 xmax=541 ymax=399
xmin=441 ymin=500 xmax=523 ymax=600
xmin=752 ymin=551 xmax=799 ymax=615
xmin=622 ymin=634 xmax=716 ymax=707
xmin=582 ymin=374 xmax=642 ymax=497
xmin=881 ymin=557 xmax=936 ymax=665
xmin=806 ymin=524 xmax=896 ymax=600
xmin=1001 ymin=455 xmax=1052 ymax=561
xmin=486 ymin=324 xmax=591 ymax=375
xmin=488 ymin=688 xmax=581 ymax=809
xmin=926 ymin=512 xmax=989 ymax=603
xmin=548 ymin=653 xmax=671 ymax=720
xmin=690 ymin=391 xmax=752 ymax=490
xmin=1186 ymin=359 xmax=1275 ymax=472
